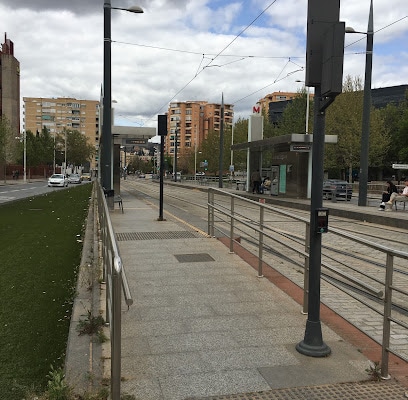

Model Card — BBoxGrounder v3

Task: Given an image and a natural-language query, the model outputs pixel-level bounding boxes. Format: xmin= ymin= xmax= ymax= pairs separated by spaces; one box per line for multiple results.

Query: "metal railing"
xmin=207 ymin=187 xmax=408 ymax=379
xmin=96 ymin=181 xmax=133 ymax=399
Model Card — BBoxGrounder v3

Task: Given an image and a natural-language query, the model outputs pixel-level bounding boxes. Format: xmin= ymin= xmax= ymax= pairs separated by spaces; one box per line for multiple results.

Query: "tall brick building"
xmin=0 ymin=33 xmax=20 ymax=136
xmin=165 ymin=100 xmax=234 ymax=156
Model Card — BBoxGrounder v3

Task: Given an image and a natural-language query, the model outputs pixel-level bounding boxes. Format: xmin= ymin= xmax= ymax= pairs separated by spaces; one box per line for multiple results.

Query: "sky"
xmin=1 ymin=0 xmax=407 ymax=141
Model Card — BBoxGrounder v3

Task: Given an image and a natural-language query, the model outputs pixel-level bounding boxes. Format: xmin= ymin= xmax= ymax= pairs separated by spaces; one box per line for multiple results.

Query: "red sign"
xmin=252 ymin=105 xmax=261 ymax=114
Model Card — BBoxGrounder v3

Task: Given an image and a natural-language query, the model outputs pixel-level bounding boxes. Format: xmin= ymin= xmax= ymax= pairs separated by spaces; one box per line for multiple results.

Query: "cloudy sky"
xmin=1 ymin=0 xmax=407 ymax=138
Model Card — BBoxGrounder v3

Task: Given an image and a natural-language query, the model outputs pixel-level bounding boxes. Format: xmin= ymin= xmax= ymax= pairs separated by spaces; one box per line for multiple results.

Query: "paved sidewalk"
xmin=107 ymin=190 xmax=407 ymax=400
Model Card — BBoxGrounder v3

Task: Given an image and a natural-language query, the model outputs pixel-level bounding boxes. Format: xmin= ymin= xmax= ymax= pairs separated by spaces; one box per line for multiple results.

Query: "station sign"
xmin=290 ymin=144 xmax=312 ymax=152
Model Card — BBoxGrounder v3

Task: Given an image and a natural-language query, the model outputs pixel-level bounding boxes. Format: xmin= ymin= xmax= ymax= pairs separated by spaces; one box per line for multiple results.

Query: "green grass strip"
xmin=0 ymin=184 xmax=93 ymax=400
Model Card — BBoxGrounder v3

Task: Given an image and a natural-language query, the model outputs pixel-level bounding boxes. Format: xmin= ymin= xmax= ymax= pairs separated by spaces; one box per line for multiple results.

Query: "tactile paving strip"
xmin=174 ymin=253 xmax=215 ymax=263
xmin=185 ymin=381 xmax=408 ymax=400
xmin=116 ymin=231 xmax=199 ymax=241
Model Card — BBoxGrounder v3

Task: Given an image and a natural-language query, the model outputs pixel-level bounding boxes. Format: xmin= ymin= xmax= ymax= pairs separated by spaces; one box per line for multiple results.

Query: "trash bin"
xmin=103 ymin=189 xmax=115 ymax=209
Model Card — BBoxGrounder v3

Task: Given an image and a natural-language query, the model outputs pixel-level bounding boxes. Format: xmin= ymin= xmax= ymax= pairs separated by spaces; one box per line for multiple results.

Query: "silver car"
xmin=68 ymin=173 xmax=81 ymax=184
xmin=48 ymin=174 xmax=68 ymax=187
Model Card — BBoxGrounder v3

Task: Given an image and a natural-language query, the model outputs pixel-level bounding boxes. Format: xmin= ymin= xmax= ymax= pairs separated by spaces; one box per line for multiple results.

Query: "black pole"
xmin=218 ymin=93 xmax=225 ymax=188
xmin=296 ymin=85 xmax=331 ymax=357
xmin=174 ymin=126 xmax=178 ymax=182
xmin=159 ymin=136 xmax=165 ymax=221
xmin=102 ymin=0 xmax=112 ymax=192
xmin=358 ymin=0 xmax=373 ymax=206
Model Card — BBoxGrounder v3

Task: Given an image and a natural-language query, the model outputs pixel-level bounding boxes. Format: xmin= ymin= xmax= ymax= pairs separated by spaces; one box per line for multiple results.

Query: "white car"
xmin=48 ymin=174 xmax=68 ymax=187
xmin=68 ymin=173 xmax=81 ymax=184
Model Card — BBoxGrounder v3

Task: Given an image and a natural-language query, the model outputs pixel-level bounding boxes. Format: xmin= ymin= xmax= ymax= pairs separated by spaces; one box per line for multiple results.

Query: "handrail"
xmin=207 ymin=187 xmax=408 ymax=379
xmin=95 ymin=181 xmax=133 ymax=400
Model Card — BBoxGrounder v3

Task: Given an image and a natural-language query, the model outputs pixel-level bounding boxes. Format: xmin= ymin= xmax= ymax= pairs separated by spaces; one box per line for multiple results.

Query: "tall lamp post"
xmin=346 ymin=0 xmax=373 ymax=206
xmin=102 ymin=1 xmax=143 ymax=192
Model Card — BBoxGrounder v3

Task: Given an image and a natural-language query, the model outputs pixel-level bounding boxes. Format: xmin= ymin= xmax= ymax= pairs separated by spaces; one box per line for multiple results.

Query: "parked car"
xmin=81 ymin=172 xmax=91 ymax=181
xmin=323 ymin=179 xmax=353 ymax=200
xmin=68 ymin=173 xmax=81 ymax=184
xmin=48 ymin=174 xmax=68 ymax=187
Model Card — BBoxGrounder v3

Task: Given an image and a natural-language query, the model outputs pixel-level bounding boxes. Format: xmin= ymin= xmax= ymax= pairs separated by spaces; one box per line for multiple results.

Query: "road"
xmin=0 ymin=180 xmax=84 ymax=204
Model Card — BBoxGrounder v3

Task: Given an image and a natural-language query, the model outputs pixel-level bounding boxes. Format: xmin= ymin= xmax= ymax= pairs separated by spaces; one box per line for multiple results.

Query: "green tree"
xmin=325 ymin=76 xmax=390 ymax=181
xmin=62 ymin=129 xmax=95 ymax=167
xmin=268 ymin=90 xmax=312 ymax=137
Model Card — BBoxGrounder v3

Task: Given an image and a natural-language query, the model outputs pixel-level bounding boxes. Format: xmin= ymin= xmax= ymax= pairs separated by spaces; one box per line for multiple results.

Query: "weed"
xmin=45 ymin=365 xmax=72 ymax=400
xmin=77 ymin=311 xmax=105 ymax=336
xmin=365 ymin=360 xmax=382 ymax=381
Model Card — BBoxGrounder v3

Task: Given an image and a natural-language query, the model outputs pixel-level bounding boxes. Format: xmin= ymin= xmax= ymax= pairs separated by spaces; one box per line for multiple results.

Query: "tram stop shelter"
xmin=231 ymin=133 xmax=337 ymax=199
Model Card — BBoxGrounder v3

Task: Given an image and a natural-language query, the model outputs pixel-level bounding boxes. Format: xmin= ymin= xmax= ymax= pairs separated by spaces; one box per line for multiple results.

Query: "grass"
xmin=0 ymin=184 xmax=92 ymax=400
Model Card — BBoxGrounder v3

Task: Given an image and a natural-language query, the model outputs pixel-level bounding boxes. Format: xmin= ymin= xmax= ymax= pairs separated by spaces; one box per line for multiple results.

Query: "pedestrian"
xmin=251 ymin=169 xmax=262 ymax=194
xmin=378 ymin=180 xmax=398 ymax=210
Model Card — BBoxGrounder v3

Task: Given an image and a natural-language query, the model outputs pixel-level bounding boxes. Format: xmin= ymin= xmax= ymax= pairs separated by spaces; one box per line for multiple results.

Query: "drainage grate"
xmin=174 ymin=253 xmax=215 ymax=263
xmin=116 ymin=231 xmax=199 ymax=241
xmin=185 ymin=381 xmax=407 ymax=400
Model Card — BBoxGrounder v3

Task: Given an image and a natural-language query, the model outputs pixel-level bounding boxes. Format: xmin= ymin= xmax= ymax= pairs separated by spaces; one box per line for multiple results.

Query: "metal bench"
xmin=395 ymin=197 xmax=407 ymax=211
xmin=114 ymin=195 xmax=124 ymax=213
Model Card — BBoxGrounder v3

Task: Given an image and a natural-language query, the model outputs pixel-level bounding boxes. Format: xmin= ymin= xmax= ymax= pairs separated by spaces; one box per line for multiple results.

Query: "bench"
xmin=394 ymin=197 xmax=407 ymax=211
xmin=103 ymin=188 xmax=124 ymax=213
xmin=114 ymin=195 xmax=124 ymax=213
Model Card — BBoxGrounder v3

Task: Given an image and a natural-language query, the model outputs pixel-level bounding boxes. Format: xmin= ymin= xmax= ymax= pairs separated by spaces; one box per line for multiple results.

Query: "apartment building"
xmin=165 ymin=100 xmax=234 ymax=155
xmin=23 ymin=97 xmax=100 ymax=168
xmin=0 ymin=33 xmax=20 ymax=136
xmin=258 ymin=91 xmax=300 ymax=113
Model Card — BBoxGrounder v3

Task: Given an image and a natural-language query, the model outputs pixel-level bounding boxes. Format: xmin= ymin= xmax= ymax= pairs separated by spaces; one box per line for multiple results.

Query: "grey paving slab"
xmin=107 ymin=191 xmax=385 ymax=400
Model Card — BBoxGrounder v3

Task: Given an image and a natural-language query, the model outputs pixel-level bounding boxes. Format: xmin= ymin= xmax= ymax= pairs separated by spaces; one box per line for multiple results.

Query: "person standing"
xmin=379 ymin=180 xmax=398 ymax=210
xmin=251 ymin=169 xmax=262 ymax=194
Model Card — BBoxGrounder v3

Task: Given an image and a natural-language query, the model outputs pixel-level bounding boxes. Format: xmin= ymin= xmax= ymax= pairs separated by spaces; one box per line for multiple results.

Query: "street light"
xmin=345 ymin=0 xmax=373 ymax=206
xmin=101 ymin=1 xmax=143 ymax=192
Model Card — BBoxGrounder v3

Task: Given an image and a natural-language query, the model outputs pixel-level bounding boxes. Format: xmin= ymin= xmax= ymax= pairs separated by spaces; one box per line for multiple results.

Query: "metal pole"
xmin=296 ymin=86 xmax=331 ymax=357
xmin=23 ymin=131 xmax=26 ymax=182
xmin=218 ymin=93 xmax=224 ymax=188
xmin=306 ymin=87 xmax=312 ymax=199
xmin=381 ymin=252 xmax=393 ymax=379
xmin=102 ymin=0 xmax=112 ymax=191
xmin=111 ymin=257 xmax=122 ymax=400
xmin=64 ymin=131 xmax=67 ymax=175
xmin=174 ymin=126 xmax=178 ymax=182
xmin=358 ymin=0 xmax=373 ymax=206
xmin=194 ymin=125 xmax=197 ymax=181
xmin=53 ymin=132 xmax=56 ymax=174
xmin=159 ymin=135 xmax=165 ymax=221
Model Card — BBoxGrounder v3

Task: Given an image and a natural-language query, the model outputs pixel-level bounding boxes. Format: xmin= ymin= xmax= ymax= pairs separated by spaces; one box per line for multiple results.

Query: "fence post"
xmin=208 ymin=190 xmax=214 ymax=237
xmin=258 ymin=205 xmax=264 ymax=277
xmin=229 ymin=196 xmax=235 ymax=253
xmin=381 ymin=252 xmax=393 ymax=380
xmin=111 ymin=256 xmax=122 ymax=399
xmin=303 ymin=222 xmax=310 ymax=314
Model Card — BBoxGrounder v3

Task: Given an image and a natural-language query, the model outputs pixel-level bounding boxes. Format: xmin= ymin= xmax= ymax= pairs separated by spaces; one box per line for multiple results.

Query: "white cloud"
xmin=0 ymin=0 xmax=407 ymax=130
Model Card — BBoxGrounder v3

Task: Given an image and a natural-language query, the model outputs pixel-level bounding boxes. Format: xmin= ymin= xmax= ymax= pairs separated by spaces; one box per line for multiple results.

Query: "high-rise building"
xmin=0 ymin=33 xmax=20 ymax=136
xmin=165 ymin=100 xmax=234 ymax=156
xmin=23 ymin=96 xmax=100 ymax=169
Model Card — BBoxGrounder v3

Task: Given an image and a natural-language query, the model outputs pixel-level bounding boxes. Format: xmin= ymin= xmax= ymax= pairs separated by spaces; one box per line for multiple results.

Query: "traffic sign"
xmin=392 ymin=164 xmax=408 ymax=169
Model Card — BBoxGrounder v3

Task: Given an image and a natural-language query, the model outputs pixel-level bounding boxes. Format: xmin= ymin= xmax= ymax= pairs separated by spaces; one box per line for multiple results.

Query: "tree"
xmin=0 ymin=116 xmax=15 ymax=179
xmin=61 ymin=129 xmax=95 ymax=167
xmin=325 ymin=76 xmax=390 ymax=181
xmin=268 ymin=90 xmax=312 ymax=137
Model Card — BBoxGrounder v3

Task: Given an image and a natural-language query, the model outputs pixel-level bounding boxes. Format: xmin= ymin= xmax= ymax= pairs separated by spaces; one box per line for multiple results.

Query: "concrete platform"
xmin=103 ymin=188 xmax=408 ymax=400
